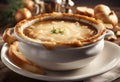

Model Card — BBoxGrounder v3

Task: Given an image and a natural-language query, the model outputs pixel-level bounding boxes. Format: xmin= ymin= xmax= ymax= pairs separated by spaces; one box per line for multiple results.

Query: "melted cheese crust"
xmin=23 ymin=21 xmax=96 ymax=42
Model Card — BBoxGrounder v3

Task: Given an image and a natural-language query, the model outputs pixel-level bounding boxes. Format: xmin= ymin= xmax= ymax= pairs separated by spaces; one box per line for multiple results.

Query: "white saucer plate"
xmin=1 ymin=41 xmax=120 ymax=81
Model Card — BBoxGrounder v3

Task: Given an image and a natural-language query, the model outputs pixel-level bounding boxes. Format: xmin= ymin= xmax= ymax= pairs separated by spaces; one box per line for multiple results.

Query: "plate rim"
xmin=1 ymin=41 xmax=120 ymax=81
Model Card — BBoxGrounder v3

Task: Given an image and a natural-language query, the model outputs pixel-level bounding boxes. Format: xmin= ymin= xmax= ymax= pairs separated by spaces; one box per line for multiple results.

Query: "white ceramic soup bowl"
xmin=14 ymin=13 xmax=109 ymax=70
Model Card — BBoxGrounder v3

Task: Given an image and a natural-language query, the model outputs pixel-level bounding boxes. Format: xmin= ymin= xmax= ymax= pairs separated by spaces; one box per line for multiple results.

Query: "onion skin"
xmin=94 ymin=4 xmax=118 ymax=26
xmin=23 ymin=0 xmax=35 ymax=12
xmin=15 ymin=8 xmax=32 ymax=22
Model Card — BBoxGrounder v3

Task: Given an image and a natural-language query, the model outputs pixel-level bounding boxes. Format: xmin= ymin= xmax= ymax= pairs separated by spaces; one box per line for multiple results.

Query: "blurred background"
xmin=0 ymin=0 xmax=120 ymax=7
xmin=0 ymin=0 xmax=120 ymax=33
xmin=73 ymin=0 xmax=120 ymax=7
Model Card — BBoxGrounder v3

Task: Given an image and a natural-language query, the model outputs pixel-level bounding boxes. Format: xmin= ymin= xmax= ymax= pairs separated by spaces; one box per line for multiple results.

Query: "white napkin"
xmin=84 ymin=63 xmax=120 ymax=82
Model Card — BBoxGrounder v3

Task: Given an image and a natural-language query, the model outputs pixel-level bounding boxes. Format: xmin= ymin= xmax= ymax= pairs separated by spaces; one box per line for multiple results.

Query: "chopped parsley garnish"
xmin=58 ymin=28 xmax=64 ymax=34
xmin=51 ymin=27 xmax=57 ymax=34
xmin=51 ymin=27 xmax=65 ymax=34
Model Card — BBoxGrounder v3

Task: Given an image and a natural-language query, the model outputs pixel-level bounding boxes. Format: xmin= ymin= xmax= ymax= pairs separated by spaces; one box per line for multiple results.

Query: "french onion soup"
xmin=15 ymin=13 xmax=106 ymax=49
xmin=23 ymin=20 xmax=97 ymax=43
xmin=13 ymin=13 xmax=107 ymax=70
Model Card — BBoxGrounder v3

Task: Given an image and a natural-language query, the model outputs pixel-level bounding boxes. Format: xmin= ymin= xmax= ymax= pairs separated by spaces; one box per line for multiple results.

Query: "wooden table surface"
xmin=0 ymin=3 xmax=120 ymax=82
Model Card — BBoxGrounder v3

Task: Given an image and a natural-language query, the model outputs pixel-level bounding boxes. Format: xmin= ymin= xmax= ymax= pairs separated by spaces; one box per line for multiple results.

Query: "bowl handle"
xmin=105 ymin=30 xmax=114 ymax=38
xmin=2 ymin=28 xmax=16 ymax=45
